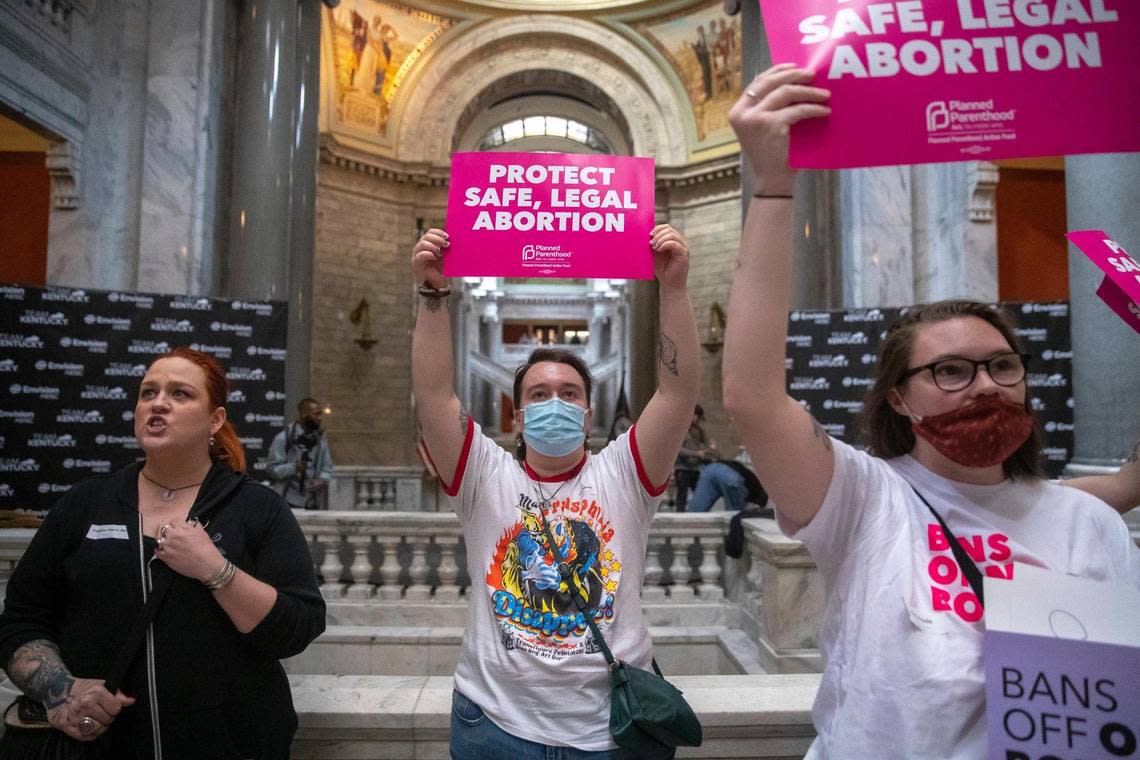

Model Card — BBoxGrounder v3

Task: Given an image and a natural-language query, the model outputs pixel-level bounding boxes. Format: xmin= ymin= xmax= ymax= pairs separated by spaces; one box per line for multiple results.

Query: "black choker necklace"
xmin=141 ymin=470 xmax=203 ymax=502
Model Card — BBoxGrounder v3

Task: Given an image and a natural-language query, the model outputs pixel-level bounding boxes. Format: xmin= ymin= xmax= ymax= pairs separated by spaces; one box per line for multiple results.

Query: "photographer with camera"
xmin=267 ymin=398 xmax=333 ymax=510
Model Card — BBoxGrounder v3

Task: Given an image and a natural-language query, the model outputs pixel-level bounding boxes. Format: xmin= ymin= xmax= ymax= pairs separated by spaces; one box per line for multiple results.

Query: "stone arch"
xmin=451 ymin=70 xmax=634 ymax=155
xmin=392 ymin=16 xmax=691 ymax=165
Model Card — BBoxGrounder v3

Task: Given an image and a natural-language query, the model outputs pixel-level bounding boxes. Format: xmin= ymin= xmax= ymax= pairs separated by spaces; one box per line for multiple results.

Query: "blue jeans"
xmin=450 ymin=690 xmax=639 ymax=760
xmin=688 ymin=462 xmax=747 ymax=512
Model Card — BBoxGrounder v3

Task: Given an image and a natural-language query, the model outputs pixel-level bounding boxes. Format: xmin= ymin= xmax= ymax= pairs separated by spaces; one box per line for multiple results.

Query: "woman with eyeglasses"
xmin=722 ymin=65 xmax=1140 ymax=759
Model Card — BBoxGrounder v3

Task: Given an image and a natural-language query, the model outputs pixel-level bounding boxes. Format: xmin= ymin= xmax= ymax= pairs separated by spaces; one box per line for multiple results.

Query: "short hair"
xmin=298 ymin=397 xmax=321 ymax=412
xmin=512 ymin=348 xmax=593 ymax=409
xmin=856 ymin=299 xmax=1044 ymax=480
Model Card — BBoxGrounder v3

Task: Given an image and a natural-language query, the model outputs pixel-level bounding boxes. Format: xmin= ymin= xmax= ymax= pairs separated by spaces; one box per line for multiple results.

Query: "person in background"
xmin=267 ymin=398 xmax=333 ymax=510
xmin=0 ymin=347 xmax=325 ymax=759
xmin=688 ymin=448 xmax=768 ymax=513
xmin=673 ymin=404 xmax=716 ymax=511
xmin=721 ymin=64 xmax=1140 ymax=759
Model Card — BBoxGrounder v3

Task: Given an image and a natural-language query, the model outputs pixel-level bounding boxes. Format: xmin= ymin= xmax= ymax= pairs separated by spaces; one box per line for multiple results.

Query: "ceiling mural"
xmin=325 ymin=0 xmax=453 ymax=136
xmin=637 ymin=1 xmax=741 ymax=142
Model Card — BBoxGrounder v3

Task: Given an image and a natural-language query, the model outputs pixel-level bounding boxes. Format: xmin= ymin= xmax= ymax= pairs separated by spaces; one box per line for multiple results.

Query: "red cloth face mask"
xmin=908 ymin=395 xmax=1034 ymax=469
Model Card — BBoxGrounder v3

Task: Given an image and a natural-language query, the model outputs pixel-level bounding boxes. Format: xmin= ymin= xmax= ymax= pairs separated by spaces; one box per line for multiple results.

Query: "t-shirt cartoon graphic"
xmin=779 ymin=438 xmax=1140 ymax=760
xmin=428 ymin=419 xmax=665 ymax=751
xmin=487 ymin=492 xmax=623 ymax=657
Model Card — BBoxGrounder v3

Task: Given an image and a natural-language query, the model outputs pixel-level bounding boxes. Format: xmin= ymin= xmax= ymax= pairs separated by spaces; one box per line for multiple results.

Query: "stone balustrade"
xmin=295 ymin=510 xmax=736 ymax=604
xmin=327 ymin=466 xmax=435 ymax=511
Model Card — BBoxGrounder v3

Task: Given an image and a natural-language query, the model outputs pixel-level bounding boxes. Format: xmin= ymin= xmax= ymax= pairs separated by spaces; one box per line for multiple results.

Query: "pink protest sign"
xmin=758 ymin=1 xmax=1140 ymax=169
xmin=1067 ymin=229 xmax=1140 ymax=334
xmin=444 ymin=152 xmax=655 ymax=280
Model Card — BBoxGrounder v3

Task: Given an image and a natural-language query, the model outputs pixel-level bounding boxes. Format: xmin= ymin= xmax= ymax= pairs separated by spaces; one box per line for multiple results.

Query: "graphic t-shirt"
xmin=437 ymin=420 xmax=666 ymax=750
xmin=780 ymin=438 xmax=1140 ymax=760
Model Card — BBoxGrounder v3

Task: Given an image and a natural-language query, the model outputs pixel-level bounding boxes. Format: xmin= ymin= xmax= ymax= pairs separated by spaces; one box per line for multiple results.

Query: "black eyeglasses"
xmin=900 ymin=352 xmax=1031 ymax=392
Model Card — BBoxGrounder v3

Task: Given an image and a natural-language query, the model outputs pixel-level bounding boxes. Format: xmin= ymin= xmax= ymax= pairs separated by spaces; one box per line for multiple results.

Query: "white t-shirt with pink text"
xmin=781 ymin=438 xmax=1140 ymax=760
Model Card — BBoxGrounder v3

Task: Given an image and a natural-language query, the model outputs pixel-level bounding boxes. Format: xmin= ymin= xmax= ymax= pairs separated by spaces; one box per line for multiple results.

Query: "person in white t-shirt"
xmin=410 ymin=224 xmax=700 ymax=757
xmin=721 ymin=64 xmax=1140 ymax=760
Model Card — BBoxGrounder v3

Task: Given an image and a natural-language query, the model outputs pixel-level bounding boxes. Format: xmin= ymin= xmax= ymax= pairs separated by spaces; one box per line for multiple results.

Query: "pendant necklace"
xmin=141 ymin=470 xmax=203 ymax=502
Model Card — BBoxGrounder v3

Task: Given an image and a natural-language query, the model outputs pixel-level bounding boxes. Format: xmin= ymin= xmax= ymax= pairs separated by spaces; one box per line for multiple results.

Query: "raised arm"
xmin=410 ymin=229 xmax=467 ymax=484
xmin=1063 ymin=438 xmax=1140 ymax=516
xmin=629 ymin=224 xmax=701 ymax=487
xmin=722 ymin=64 xmax=834 ymax=529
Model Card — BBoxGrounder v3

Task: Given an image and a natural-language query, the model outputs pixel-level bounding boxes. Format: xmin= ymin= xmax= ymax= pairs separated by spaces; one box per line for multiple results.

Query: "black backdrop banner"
xmin=1 ymin=283 xmax=287 ymax=511
xmin=784 ymin=302 xmax=1073 ymax=478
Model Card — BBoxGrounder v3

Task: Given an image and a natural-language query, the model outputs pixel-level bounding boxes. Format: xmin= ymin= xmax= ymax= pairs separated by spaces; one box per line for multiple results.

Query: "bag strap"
xmin=103 ymin=488 xmax=232 ymax=693
xmin=103 ymin=558 xmax=174 ymax=694
xmin=537 ymin=511 xmax=618 ymax=668
xmin=908 ymin=485 xmax=985 ymax=609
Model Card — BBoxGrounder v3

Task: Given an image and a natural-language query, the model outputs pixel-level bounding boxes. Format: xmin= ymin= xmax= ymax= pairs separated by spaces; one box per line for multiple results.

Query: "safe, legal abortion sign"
xmin=444 ymin=152 xmax=655 ymax=279
xmin=1066 ymin=230 xmax=1140 ymax=334
xmin=983 ymin=565 xmax=1140 ymax=760
xmin=757 ymin=0 xmax=1140 ymax=168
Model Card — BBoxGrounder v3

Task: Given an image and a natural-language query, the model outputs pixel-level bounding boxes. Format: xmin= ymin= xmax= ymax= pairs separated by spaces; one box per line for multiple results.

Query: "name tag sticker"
xmin=86 ymin=524 xmax=129 ymax=541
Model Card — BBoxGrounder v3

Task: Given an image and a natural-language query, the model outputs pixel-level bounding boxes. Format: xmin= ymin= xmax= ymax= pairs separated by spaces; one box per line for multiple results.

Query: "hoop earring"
xmin=209 ymin=435 xmax=216 ymax=446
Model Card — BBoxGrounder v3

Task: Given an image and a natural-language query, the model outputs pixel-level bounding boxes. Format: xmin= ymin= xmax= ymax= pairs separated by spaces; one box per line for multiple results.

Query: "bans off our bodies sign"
xmin=758 ymin=0 xmax=1140 ymax=169
xmin=444 ymin=152 xmax=656 ymax=280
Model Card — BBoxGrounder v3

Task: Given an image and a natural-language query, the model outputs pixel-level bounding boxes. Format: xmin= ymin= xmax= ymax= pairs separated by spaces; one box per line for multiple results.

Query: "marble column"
xmin=225 ymin=0 xmax=297 ymax=301
xmin=910 ymin=162 xmax=998 ymax=303
xmin=137 ymin=0 xmax=228 ymax=296
xmin=1063 ymin=153 xmax=1140 ymax=478
xmin=47 ymin=0 xmax=150 ymax=291
xmin=287 ymin=0 xmax=320 ymax=414
xmin=839 ymin=167 xmax=915 ymax=307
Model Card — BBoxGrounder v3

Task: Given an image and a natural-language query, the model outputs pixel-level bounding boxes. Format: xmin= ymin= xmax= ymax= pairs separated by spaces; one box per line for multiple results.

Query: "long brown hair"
xmin=857 ymin=300 xmax=1044 ymax=480
xmin=150 ymin=347 xmax=246 ymax=472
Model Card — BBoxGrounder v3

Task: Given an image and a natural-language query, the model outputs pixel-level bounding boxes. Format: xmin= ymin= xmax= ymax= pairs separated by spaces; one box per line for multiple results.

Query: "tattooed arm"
xmin=7 ymin=639 xmax=134 ymax=741
xmin=722 ymin=65 xmax=835 ymax=529
xmin=7 ymin=638 xmax=74 ymax=708
xmin=631 ymin=224 xmax=702 ymax=488
xmin=411 ymin=228 xmax=468 ymax=485
xmin=1062 ymin=438 xmax=1140 ymax=515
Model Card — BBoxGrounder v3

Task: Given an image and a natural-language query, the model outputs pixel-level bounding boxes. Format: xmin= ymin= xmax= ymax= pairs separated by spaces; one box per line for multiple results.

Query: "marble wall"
xmin=137 ymin=0 xmax=228 ymax=296
xmin=837 ymin=162 xmax=999 ymax=308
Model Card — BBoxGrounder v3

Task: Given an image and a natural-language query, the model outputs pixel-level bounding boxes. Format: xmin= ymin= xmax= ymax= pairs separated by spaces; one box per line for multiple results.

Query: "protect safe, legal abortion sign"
xmin=757 ymin=0 xmax=1140 ymax=169
xmin=444 ymin=152 xmax=655 ymax=279
xmin=983 ymin=565 xmax=1140 ymax=760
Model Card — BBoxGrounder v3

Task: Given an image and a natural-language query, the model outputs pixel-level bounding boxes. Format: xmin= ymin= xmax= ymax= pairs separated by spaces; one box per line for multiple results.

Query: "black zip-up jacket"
xmin=0 ymin=461 xmax=326 ymax=759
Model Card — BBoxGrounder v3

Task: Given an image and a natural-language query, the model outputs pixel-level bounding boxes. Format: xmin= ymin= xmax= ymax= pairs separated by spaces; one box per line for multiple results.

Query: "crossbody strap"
xmin=537 ymin=513 xmax=617 ymax=665
xmin=104 ymin=562 xmax=174 ymax=694
xmin=908 ymin=485 xmax=985 ymax=609
xmin=103 ymin=492 xmax=230 ymax=693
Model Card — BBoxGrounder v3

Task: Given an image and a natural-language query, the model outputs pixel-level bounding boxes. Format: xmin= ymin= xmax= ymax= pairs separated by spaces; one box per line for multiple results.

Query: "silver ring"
xmin=745 ymin=88 xmax=759 ymax=99
xmin=78 ymin=716 xmax=98 ymax=736
xmin=158 ymin=523 xmax=170 ymax=539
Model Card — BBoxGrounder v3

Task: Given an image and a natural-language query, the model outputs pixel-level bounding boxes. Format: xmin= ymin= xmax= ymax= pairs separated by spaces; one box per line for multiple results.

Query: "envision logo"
xmin=926 ymin=101 xmax=950 ymax=131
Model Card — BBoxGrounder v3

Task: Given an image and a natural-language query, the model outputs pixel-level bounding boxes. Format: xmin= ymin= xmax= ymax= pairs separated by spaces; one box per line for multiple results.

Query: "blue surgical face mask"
xmin=522 ymin=397 xmax=587 ymax=458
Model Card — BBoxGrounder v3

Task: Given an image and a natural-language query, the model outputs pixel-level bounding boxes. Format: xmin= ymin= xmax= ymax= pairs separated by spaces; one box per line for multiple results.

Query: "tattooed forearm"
xmin=808 ymin=413 xmax=833 ymax=452
xmin=1126 ymin=438 xmax=1140 ymax=464
xmin=7 ymin=639 xmax=74 ymax=708
xmin=423 ymin=295 xmax=445 ymax=313
xmin=657 ymin=331 xmax=679 ymax=377
xmin=459 ymin=407 xmax=470 ymax=434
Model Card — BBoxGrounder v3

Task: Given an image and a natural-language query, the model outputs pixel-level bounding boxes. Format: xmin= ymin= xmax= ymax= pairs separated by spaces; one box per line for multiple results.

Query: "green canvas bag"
xmin=539 ymin=510 xmax=703 ymax=758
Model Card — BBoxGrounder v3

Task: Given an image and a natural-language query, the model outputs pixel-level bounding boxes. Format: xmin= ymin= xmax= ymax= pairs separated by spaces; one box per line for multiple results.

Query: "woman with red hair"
xmin=0 ymin=347 xmax=325 ymax=759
